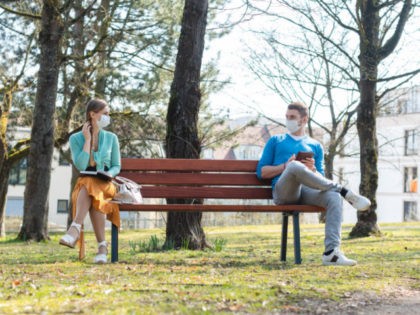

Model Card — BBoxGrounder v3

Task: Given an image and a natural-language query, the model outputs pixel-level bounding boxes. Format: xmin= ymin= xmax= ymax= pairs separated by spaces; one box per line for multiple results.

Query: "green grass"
xmin=0 ymin=223 xmax=419 ymax=314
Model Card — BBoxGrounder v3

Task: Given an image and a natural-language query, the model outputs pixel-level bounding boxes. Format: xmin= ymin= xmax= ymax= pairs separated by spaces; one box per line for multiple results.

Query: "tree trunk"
xmin=94 ymin=0 xmax=111 ymax=98
xmin=0 ymin=74 xmax=18 ymax=237
xmin=18 ymin=0 xmax=63 ymax=241
xmin=350 ymin=0 xmax=381 ymax=237
xmin=0 ymin=163 xmax=11 ymax=237
xmin=165 ymin=0 xmax=208 ymax=249
xmin=0 ymin=91 xmax=11 ymax=238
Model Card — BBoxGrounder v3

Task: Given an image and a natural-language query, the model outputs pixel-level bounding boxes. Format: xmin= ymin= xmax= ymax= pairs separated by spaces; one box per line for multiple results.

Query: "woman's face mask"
xmin=97 ymin=114 xmax=111 ymax=129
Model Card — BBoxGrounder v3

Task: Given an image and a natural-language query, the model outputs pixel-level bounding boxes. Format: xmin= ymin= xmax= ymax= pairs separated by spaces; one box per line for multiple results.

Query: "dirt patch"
xmin=294 ymin=287 xmax=420 ymax=314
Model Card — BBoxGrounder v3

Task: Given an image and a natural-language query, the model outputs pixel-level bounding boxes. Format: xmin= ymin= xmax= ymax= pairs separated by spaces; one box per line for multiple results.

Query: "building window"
xmin=201 ymin=148 xmax=214 ymax=159
xmin=57 ymin=200 xmax=69 ymax=214
xmin=59 ymin=152 xmax=70 ymax=166
xmin=8 ymin=158 xmax=27 ymax=185
xmin=404 ymin=130 xmax=418 ymax=156
xmin=398 ymin=98 xmax=408 ymax=114
xmin=404 ymin=167 xmax=418 ymax=193
xmin=403 ymin=201 xmax=418 ymax=222
xmin=233 ymin=145 xmax=262 ymax=160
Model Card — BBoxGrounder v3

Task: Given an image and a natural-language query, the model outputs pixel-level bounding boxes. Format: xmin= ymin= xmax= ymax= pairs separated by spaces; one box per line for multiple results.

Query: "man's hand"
xmin=261 ymin=155 xmax=297 ymax=179
xmin=300 ymin=157 xmax=316 ymax=172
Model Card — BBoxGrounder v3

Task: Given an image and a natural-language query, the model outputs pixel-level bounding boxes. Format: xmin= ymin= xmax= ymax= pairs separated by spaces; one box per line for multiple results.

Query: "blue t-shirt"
xmin=256 ymin=134 xmax=325 ymax=188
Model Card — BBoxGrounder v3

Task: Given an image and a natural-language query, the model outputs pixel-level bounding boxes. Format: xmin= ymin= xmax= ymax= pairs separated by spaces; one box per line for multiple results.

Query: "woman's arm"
xmin=69 ymin=133 xmax=90 ymax=171
xmin=107 ymin=134 xmax=121 ymax=177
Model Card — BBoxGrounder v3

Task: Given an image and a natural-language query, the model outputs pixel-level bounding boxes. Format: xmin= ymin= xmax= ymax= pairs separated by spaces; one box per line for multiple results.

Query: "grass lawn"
xmin=0 ymin=222 xmax=419 ymax=314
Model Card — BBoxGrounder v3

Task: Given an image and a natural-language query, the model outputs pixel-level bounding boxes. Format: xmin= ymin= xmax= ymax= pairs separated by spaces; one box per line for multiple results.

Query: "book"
xmin=80 ymin=170 xmax=113 ymax=181
xmin=296 ymin=151 xmax=314 ymax=161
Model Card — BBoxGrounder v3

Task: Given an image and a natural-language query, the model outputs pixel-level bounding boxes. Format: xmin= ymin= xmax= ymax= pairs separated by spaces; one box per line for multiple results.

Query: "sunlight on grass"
xmin=0 ymin=223 xmax=419 ymax=314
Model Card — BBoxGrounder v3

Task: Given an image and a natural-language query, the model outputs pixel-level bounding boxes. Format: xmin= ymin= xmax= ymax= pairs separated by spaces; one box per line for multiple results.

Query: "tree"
xmin=0 ymin=2 xmax=37 ymax=237
xmin=0 ymin=73 xmax=32 ymax=238
xmin=165 ymin=0 xmax=209 ymax=249
xmin=18 ymin=0 xmax=64 ymax=241
xmin=351 ymin=0 xmax=416 ymax=236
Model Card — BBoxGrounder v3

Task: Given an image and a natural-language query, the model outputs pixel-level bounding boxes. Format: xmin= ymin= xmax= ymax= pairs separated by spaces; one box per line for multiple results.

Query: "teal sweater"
xmin=69 ymin=130 xmax=121 ymax=177
xmin=256 ymin=134 xmax=324 ymax=188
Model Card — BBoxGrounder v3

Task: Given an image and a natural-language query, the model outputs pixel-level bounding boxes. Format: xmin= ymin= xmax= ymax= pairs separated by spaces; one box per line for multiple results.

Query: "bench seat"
xmin=111 ymin=158 xmax=326 ymax=264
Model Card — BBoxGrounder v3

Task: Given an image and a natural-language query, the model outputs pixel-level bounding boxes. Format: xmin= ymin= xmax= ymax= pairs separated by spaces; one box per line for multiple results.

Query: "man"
xmin=256 ymin=102 xmax=370 ymax=266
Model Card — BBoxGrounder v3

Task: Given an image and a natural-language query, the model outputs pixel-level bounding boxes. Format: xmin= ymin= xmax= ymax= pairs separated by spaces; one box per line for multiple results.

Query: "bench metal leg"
xmin=281 ymin=213 xmax=288 ymax=261
xmin=111 ymin=224 xmax=118 ymax=263
xmin=292 ymin=212 xmax=302 ymax=264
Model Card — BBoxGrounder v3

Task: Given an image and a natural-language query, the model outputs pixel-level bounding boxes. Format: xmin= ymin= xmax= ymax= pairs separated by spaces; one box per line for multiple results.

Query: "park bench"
xmin=111 ymin=158 xmax=325 ymax=264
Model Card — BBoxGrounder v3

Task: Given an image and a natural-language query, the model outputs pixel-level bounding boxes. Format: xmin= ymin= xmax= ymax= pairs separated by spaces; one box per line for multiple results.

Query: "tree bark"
xmin=351 ymin=0 xmax=382 ymax=237
xmin=0 ymin=75 xmax=21 ymax=237
xmin=165 ymin=0 xmax=208 ymax=249
xmin=0 ymin=88 xmax=12 ymax=238
xmin=0 ymin=162 xmax=11 ymax=237
xmin=94 ymin=0 xmax=111 ymax=98
xmin=18 ymin=0 xmax=63 ymax=241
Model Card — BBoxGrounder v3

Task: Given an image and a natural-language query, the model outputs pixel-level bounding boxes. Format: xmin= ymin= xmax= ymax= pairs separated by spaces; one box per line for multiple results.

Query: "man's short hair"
xmin=288 ymin=102 xmax=308 ymax=117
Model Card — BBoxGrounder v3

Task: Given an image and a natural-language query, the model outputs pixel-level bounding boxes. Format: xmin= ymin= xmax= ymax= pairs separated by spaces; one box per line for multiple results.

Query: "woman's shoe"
xmin=59 ymin=222 xmax=81 ymax=248
xmin=94 ymin=241 xmax=107 ymax=264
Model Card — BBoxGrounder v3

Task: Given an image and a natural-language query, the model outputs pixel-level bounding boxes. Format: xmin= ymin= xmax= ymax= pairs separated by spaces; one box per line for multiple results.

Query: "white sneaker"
xmin=344 ymin=190 xmax=371 ymax=211
xmin=322 ymin=248 xmax=357 ymax=266
xmin=94 ymin=241 xmax=107 ymax=264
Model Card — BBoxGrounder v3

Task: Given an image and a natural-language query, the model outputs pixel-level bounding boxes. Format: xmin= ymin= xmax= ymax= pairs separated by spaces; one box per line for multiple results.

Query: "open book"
xmin=80 ymin=170 xmax=113 ymax=181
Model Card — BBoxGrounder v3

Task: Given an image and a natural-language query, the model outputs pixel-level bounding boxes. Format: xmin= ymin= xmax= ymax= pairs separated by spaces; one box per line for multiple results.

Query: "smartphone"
xmin=296 ymin=151 xmax=314 ymax=161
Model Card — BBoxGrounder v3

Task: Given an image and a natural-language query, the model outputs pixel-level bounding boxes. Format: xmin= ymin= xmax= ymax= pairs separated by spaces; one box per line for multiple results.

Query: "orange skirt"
xmin=71 ymin=176 xmax=120 ymax=229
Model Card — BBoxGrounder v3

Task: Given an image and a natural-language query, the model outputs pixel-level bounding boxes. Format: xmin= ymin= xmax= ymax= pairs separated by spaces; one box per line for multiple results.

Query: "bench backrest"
xmin=120 ymin=158 xmax=272 ymax=200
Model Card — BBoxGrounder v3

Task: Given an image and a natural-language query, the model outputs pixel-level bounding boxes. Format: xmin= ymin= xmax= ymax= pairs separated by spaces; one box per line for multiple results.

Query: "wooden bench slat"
xmin=118 ymin=203 xmax=325 ymax=213
xmin=122 ymin=158 xmax=259 ymax=172
xmin=140 ymin=186 xmax=273 ymax=199
xmin=119 ymin=172 xmax=271 ymax=186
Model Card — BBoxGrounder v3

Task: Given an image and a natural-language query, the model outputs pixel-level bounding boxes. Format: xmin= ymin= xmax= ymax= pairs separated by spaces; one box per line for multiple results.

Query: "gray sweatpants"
xmin=273 ymin=161 xmax=343 ymax=252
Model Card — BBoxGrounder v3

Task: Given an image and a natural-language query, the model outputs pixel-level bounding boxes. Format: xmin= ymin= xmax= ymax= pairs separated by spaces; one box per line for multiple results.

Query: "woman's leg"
xmin=89 ymin=208 xmax=106 ymax=254
xmin=66 ymin=186 xmax=91 ymax=239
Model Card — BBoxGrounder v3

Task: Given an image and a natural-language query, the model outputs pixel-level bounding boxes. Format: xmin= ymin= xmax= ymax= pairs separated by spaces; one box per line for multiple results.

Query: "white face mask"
xmin=286 ymin=119 xmax=301 ymax=134
xmin=97 ymin=115 xmax=111 ymax=129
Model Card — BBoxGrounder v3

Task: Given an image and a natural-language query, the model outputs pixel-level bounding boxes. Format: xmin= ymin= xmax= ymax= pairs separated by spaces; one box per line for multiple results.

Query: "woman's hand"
xmin=82 ymin=122 xmax=92 ymax=142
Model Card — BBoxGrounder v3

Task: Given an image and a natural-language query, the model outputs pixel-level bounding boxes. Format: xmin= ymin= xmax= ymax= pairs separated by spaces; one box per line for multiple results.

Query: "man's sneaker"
xmin=322 ymin=248 xmax=357 ymax=266
xmin=344 ymin=190 xmax=371 ymax=211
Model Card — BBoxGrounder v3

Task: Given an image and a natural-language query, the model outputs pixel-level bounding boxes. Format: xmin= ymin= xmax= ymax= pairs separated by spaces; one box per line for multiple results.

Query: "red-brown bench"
xmin=111 ymin=158 xmax=326 ymax=264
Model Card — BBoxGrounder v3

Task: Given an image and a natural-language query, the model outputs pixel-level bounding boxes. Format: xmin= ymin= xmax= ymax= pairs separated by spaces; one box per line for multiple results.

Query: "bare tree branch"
xmin=379 ymin=0 xmax=413 ymax=60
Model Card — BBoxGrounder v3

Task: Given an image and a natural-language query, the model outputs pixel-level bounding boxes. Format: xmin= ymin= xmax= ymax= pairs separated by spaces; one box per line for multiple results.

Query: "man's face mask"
xmin=286 ymin=119 xmax=301 ymax=134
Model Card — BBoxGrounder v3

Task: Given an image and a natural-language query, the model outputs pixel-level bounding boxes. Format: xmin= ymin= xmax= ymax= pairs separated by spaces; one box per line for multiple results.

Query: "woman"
xmin=59 ymin=99 xmax=121 ymax=264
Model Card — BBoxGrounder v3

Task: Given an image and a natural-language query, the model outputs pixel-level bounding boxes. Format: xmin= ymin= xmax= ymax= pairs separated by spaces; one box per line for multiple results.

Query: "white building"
xmin=6 ymin=127 xmax=73 ymax=230
xmin=335 ymin=86 xmax=420 ymax=223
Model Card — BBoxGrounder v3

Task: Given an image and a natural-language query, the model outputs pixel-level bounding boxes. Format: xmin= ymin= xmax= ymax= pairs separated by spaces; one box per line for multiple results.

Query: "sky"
xmin=205 ymin=1 xmax=420 ymax=122
xmin=205 ymin=5 xmax=284 ymax=120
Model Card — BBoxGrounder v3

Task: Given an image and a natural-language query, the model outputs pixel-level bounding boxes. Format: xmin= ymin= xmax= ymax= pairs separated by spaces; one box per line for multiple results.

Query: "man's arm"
xmin=261 ymin=154 xmax=296 ymax=179
xmin=261 ymin=164 xmax=285 ymax=179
